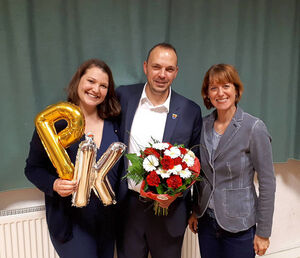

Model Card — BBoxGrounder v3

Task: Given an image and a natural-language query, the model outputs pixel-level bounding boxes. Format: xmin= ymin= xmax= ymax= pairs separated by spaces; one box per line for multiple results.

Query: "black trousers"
xmin=50 ymin=193 xmax=115 ymax=258
xmin=117 ymin=191 xmax=184 ymax=258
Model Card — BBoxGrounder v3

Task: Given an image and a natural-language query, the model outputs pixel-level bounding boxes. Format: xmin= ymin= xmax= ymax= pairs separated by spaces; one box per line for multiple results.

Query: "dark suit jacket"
xmin=116 ymin=83 xmax=202 ymax=237
xmin=25 ymin=119 xmax=119 ymax=243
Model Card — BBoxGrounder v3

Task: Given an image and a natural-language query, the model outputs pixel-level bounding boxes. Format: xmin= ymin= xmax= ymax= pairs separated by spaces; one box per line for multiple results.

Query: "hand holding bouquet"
xmin=124 ymin=141 xmax=201 ymax=215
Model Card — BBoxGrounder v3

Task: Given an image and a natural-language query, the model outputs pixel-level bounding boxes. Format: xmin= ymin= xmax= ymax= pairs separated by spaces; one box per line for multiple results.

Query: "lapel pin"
xmin=172 ymin=113 xmax=178 ymax=119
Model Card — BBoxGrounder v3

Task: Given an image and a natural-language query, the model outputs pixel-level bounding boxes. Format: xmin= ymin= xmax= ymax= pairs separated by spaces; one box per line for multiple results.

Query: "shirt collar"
xmin=140 ymin=83 xmax=171 ymax=113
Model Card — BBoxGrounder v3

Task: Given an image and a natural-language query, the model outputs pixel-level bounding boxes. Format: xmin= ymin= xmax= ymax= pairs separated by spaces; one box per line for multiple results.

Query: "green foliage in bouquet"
xmin=123 ymin=153 xmax=144 ymax=184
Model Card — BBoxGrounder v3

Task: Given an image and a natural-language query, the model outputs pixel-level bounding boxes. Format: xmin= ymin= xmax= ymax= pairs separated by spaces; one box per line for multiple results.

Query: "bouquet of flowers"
xmin=124 ymin=140 xmax=201 ymax=215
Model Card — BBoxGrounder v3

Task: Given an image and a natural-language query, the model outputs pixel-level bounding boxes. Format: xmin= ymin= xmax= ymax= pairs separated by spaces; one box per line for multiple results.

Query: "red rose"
xmin=166 ymin=175 xmax=182 ymax=189
xmin=146 ymin=171 xmax=161 ymax=187
xmin=161 ymin=156 xmax=175 ymax=170
xmin=144 ymin=148 xmax=160 ymax=159
xmin=181 ymin=162 xmax=188 ymax=170
xmin=179 ymin=147 xmax=187 ymax=155
xmin=173 ymin=157 xmax=182 ymax=165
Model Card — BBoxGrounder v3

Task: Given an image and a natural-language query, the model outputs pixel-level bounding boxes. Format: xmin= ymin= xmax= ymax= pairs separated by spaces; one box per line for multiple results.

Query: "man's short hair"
xmin=146 ymin=43 xmax=177 ymax=62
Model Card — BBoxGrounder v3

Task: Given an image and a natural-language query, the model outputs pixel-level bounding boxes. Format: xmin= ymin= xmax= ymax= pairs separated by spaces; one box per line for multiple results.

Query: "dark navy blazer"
xmin=115 ymin=83 xmax=202 ymax=237
xmin=25 ymin=119 xmax=119 ymax=243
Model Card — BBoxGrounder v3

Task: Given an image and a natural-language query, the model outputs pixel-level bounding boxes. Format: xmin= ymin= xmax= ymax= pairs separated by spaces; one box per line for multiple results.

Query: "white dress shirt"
xmin=128 ymin=83 xmax=171 ymax=192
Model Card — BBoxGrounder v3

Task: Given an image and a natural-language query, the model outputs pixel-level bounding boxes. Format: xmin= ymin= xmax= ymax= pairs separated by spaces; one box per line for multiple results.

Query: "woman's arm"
xmin=25 ymin=129 xmax=58 ymax=196
xmin=249 ymin=120 xmax=276 ymax=237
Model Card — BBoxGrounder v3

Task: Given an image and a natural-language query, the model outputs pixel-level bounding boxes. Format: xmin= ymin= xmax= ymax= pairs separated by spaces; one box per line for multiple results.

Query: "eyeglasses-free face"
xmin=208 ymin=82 xmax=237 ymax=111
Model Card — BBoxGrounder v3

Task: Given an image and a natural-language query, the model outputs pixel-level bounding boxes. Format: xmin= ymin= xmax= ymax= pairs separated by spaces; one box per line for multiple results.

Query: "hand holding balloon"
xmin=35 ymin=103 xmax=125 ymax=206
xmin=53 ymin=179 xmax=78 ymax=197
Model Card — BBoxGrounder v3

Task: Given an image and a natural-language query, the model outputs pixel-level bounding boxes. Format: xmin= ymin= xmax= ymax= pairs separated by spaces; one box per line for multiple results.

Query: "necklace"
xmin=214 ymin=130 xmax=223 ymax=135
xmin=214 ymin=121 xmax=229 ymax=135
xmin=214 ymin=127 xmax=225 ymax=135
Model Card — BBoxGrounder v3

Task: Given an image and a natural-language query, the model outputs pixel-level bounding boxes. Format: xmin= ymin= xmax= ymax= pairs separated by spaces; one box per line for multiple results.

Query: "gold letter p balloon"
xmin=35 ymin=102 xmax=85 ymax=180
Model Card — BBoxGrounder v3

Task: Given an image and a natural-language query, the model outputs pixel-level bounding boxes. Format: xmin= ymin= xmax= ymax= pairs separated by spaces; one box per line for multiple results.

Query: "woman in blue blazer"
xmin=25 ymin=59 xmax=121 ymax=258
xmin=188 ymin=64 xmax=276 ymax=257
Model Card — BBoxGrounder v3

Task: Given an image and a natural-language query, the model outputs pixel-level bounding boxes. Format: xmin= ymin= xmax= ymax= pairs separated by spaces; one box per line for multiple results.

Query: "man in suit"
xmin=116 ymin=43 xmax=202 ymax=258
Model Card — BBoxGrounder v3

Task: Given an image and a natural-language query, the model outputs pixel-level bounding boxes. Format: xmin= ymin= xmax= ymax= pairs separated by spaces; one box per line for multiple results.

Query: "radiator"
xmin=0 ymin=205 xmax=59 ymax=258
xmin=0 ymin=205 xmax=200 ymax=258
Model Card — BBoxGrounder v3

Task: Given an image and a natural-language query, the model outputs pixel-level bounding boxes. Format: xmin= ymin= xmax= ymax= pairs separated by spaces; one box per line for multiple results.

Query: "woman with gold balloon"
xmin=25 ymin=59 xmax=121 ymax=258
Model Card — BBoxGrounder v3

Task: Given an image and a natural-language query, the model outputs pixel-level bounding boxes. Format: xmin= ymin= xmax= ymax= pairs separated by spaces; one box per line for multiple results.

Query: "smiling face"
xmin=143 ymin=46 xmax=178 ymax=100
xmin=77 ymin=66 xmax=109 ymax=112
xmin=208 ymin=82 xmax=237 ymax=112
xmin=201 ymin=64 xmax=244 ymax=110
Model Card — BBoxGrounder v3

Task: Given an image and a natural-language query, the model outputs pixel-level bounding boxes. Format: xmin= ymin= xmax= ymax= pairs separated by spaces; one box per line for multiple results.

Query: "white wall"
xmin=1 ymin=159 xmax=300 ymax=258
xmin=265 ymin=159 xmax=300 ymax=257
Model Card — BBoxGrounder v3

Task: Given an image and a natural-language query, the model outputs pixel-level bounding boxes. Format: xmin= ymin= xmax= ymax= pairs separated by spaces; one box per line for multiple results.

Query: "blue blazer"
xmin=116 ymin=83 xmax=202 ymax=237
xmin=25 ymin=119 xmax=119 ymax=243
